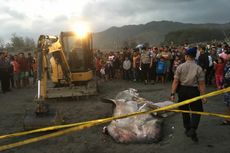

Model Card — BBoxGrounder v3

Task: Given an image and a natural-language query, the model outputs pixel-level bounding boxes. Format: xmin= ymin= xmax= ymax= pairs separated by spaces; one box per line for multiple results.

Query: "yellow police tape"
xmin=0 ymin=87 xmax=230 ymax=151
xmin=169 ymin=109 xmax=230 ymax=119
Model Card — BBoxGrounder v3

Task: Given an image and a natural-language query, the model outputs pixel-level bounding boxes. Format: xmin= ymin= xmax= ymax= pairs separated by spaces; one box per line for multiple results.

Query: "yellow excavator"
xmin=24 ymin=31 xmax=97 ymax=129
xmin=37 ymin=31 xmax=97 ymax=99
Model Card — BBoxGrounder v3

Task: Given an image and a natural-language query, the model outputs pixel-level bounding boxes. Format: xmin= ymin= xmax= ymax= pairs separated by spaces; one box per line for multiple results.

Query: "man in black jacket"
xmin=198 ymin=46 xmax=209 ymax=85
xmin=0 ymin=52 xmax=10 ymax=93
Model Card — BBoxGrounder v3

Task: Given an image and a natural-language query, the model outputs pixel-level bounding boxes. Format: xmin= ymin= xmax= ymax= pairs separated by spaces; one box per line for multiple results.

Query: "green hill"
xmin=164 ymin=28 xmax=230 ymax=45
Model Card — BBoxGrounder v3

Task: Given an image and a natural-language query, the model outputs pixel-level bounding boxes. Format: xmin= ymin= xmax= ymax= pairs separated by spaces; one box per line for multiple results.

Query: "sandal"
xmin=220 ymin=120 xmax=230 ymax=125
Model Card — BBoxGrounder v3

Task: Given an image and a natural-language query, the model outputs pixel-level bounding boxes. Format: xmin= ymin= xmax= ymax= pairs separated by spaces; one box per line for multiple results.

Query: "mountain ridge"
xmin=93 ymin=20 xmax=230 ymax=49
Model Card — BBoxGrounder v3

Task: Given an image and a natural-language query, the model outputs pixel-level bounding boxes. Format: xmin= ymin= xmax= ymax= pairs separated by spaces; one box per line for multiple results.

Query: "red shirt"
xmin=11 ymin=61 xmax=20 ymax=73
xmin=95 ymin=58 xmax=102 ymax=71
xmin=17 ymin=57 xmax=27 ymax=72
xmin=215 ymin=63 xmax=225 ymax=76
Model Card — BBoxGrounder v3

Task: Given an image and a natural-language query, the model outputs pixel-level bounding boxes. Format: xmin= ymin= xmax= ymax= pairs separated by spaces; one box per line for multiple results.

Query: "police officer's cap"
xmin=185 ymin=47 xmax=197 ymax=58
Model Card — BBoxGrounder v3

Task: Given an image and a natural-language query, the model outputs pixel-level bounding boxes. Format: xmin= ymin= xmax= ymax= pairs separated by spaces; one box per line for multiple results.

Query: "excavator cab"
xmin=61 ymin=31 xmax=94 ymax=73
xmin=49 ymin=32 xmax=94 ymax=86
xmin=45 ymin=31 xmax=97 ymax=98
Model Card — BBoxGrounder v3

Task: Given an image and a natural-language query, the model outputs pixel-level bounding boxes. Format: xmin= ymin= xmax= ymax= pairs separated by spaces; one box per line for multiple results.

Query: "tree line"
xmin=0 ymin=33 xmax=36 ymax=52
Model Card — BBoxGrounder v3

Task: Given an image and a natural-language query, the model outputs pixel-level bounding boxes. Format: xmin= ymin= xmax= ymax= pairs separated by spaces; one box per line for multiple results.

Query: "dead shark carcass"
xmin=102 ymin=88 xmax=174 ymax=143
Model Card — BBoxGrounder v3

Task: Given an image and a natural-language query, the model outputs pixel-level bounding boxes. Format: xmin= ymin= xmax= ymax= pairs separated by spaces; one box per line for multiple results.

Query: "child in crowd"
xmin=98 ymin=57 xmax=104 ymax=77
xmin=156 ymin=56 xmax=166 ymax=84
xmin=123 ymin=56 xmax=131 ymax=80
xmin=95 ymin=57 xmax=102 ymax=78
xmin=32 ymin=58 xmax=37 ymax=86
xmin=11 ymin=55 xmax=20 ymax=88
xmin=214 ymin=57 xmax=225 ymax=89
xmin=172 ymin=55 xmax=181 ymax=75
xmin=132 ymin=51 xmax=140 ymax=82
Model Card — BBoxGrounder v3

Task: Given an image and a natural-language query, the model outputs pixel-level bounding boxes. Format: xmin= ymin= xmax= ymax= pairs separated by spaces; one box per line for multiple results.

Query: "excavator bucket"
xmin=23 ymin=99 xmax=64 ymax=130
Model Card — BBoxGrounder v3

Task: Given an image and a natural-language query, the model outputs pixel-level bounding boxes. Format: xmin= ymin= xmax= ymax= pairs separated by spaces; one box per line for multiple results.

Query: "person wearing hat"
xmin=170 ymin=47 xmax=206 ymax=142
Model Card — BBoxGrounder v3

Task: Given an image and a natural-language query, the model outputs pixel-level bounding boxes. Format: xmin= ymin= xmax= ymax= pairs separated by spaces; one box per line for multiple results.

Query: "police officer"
xmin=170 ymin=47 xmax=206 ymax=142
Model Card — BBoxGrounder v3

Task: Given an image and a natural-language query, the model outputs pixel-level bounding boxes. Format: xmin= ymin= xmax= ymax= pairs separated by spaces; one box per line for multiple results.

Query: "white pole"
xmin=38 ymin=80 xmax=41 ymax=99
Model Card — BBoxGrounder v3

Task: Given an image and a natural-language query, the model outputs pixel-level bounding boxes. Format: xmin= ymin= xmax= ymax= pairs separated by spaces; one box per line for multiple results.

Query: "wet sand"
xmin=0 ymin=80 xmax=229 ymax=153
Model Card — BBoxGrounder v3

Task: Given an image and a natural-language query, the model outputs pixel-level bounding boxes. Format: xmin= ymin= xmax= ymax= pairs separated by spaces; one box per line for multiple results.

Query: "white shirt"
xmin=123 ymin=59 xmax=131 ymax=70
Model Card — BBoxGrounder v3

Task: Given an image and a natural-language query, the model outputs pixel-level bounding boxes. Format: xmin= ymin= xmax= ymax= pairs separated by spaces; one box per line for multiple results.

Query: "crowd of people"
xmin=95 ymin=42 xmax=230 ymax=88
xmin=0 ymin=52 xmax=36 ymax=93
xmin=1 ymin=41 xmax=230 ymax=93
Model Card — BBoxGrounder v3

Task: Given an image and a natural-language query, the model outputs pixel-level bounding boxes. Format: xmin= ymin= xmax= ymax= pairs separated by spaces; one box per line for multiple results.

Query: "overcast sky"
xmin=0 ymin=0 xmax=230 ymax=42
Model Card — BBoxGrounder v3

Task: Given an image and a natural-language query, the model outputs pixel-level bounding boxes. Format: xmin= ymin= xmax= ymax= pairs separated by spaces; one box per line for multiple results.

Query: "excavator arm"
xmin=37 ymin=35 xmax=72 ymax=100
